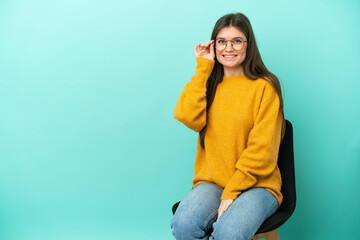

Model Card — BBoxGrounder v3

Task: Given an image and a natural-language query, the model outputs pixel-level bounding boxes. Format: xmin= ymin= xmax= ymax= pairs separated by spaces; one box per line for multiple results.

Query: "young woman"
xmin=171 ymin=13 xmax=285 ymax=240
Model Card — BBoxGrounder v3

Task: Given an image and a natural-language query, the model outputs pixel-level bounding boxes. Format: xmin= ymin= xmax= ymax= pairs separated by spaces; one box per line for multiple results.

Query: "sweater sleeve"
xmin=221 ymin=83 xmax=283 ymax=200
xmin=173 ymin=57 xmax=215 ymax=132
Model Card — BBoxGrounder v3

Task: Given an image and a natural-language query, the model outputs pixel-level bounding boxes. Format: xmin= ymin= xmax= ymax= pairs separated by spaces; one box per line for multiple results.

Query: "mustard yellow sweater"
xmin=174 ymin=57 xmax=283 ymax=206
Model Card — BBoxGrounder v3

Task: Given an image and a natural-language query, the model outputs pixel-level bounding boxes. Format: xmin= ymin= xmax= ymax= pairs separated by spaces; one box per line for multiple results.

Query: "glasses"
xmin=215 ymin=38 xmax=247 ymax=51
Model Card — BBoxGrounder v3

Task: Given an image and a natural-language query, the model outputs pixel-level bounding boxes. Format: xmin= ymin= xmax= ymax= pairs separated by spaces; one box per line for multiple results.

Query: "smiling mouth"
xmin=222 ymin=55 xmax=238 ymax=58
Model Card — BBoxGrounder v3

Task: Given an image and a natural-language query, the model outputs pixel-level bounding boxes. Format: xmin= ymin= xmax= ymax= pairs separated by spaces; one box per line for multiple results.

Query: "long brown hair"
xmin=199 ymin=13 xmax=285 ymax=149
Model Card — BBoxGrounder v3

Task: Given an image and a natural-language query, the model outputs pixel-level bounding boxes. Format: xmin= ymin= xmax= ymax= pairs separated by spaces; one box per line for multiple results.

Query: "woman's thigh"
xmin=210 ymin=188 xmax=278 ymax=240
xmin=171 ymin=183 xmax=222 ymax=239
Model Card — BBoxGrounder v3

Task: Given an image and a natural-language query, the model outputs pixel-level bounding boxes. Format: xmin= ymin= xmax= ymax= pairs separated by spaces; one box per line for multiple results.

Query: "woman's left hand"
xmin=217 ymin=199 xmax=234 ymax=221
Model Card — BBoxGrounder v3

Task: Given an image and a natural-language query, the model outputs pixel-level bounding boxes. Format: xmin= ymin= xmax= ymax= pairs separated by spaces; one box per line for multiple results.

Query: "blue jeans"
xmin=171 ymin=183 xmax=278 ymax=240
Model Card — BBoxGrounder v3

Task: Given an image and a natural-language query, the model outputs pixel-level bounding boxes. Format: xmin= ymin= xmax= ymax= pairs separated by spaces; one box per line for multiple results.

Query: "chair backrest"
xmin=278 ymin=120 xmax=296 ymax=212
xmin=256 ymin=119 xmax=296 ymax=233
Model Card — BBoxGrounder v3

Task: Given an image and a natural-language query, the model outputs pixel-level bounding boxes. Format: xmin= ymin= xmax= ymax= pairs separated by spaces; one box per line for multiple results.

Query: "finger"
xmin=209 ymin=42 xmax=215 ymax=55
xmin=199 ymin=43 xmax=208 ymax=50
xmin=217 ymin=211 xmax=222 ymax=221
xmin=205 ymin=40 xmax=214 ymax=46
xmin=216 ymin=205 xmax=225 ymax=221
xmin=223 ymin=203 xmax=229 ymax=212
xmin=194 ymin=43 xmax=200 ymax=52
xmin=201 ymin=41 xmax=213 ymax=48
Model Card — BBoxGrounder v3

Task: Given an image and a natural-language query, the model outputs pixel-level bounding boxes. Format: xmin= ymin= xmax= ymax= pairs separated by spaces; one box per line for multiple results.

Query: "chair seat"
xmin=171 ymin=120 xmax=296 ymax=238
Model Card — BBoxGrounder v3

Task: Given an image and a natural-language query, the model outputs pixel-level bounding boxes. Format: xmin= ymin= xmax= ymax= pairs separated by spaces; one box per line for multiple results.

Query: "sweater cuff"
xmin=188 ymin=57 xmax=214 ymax=91
xmin=220 ymin=170 xmax=256 ymax=200
xmin=220 ymin=191 xmax=240 ymax=200
xmin=195 ymin=57 xmax=215 ymax=75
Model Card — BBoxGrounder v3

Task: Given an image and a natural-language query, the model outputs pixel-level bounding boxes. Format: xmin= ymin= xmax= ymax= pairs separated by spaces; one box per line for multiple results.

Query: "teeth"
xmin=224 ymin=55 xmax=236 ymax=58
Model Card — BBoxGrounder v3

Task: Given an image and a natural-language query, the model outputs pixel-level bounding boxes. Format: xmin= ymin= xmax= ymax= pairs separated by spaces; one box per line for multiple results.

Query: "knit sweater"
xmin=174 ymin=57 xmax=283 ymax=206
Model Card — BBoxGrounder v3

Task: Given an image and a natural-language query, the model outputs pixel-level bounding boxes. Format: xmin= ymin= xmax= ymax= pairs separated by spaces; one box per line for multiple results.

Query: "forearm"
xmin=173 ymin=57 xmax=214 ymax=132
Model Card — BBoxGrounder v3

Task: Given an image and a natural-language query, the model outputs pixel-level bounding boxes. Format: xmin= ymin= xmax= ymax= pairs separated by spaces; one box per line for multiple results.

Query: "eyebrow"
xmin=216 ymin=37 xmax=244 ymax=40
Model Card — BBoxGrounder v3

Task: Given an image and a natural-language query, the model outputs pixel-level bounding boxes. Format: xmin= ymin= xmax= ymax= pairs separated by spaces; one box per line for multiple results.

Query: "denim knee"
xmin=171 ymin=214 xmax=205 ymax=240
xmin=211 ymin=220 xmax=254 ymax=240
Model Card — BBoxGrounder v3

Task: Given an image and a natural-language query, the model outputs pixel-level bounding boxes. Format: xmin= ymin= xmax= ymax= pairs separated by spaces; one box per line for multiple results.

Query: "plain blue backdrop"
xmin=0 ymin=0 xmax=359 ymax=239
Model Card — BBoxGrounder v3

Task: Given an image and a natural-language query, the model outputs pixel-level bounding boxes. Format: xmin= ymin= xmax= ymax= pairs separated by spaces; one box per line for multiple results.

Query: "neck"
xmin=223 ymin=65 xmax=244 ymax=77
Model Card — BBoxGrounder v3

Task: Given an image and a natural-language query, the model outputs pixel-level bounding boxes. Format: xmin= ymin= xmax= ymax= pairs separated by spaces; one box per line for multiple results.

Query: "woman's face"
xmin=215 ymin=26 xmax=247 ymax=71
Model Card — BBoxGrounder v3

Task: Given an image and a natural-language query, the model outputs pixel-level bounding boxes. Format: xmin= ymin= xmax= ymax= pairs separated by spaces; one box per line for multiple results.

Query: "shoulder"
xmin=254 ymin=77 xmax=279 ymax=102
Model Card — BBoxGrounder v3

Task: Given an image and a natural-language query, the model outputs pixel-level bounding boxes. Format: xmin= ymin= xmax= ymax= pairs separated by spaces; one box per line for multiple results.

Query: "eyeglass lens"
xmin=215 ymin=39 xmax=245 ymax=51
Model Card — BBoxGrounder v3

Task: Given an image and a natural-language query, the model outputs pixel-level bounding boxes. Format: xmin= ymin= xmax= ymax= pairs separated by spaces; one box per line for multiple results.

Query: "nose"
xmin=224 ymin=42 xmax=234 ymax=52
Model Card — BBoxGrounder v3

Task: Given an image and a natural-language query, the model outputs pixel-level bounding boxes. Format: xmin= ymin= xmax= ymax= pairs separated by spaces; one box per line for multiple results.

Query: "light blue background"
xmin=0 ymin=0 xmax=359 ymax=239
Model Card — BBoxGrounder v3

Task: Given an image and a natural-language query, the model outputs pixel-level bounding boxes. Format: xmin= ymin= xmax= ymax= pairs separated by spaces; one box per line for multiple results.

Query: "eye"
xmin=217 ymin=39 xmax=226 ymax=44
xmin=234 ymin=39 xmax=243 ymax=44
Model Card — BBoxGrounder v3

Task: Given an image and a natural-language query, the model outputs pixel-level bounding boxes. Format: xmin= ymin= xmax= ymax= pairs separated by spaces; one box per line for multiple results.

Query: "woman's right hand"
xmin=194 ymin=40 xmax=215 ymax=60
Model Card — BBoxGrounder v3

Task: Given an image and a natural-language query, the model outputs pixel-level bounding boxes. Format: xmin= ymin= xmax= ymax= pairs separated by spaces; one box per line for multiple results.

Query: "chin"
xmin=221 ymin=62 xmax=242 ymax=69
xmin=218 ymin=57 xmax=244 ymax=68
xmin=223 ymin=63 xmax=239 ymax=68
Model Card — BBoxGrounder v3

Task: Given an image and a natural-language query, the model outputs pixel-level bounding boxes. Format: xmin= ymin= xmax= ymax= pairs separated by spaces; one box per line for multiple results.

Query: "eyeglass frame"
xmin=215 ymin=38 xmax=248 ymax=51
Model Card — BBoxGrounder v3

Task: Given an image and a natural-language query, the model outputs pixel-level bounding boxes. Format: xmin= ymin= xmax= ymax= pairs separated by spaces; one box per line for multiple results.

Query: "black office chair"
xmin=172 ymin=120 xmax=296 ymax=240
